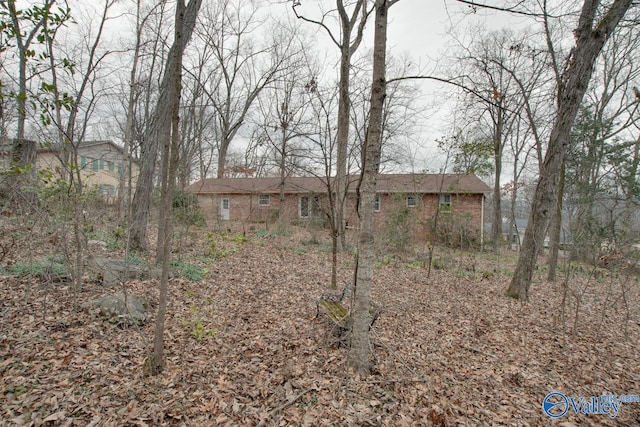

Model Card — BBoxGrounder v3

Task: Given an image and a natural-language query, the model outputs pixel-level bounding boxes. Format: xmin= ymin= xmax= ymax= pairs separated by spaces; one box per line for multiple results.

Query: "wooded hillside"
xmin=1 ymin=224 xmax=638 ymax=425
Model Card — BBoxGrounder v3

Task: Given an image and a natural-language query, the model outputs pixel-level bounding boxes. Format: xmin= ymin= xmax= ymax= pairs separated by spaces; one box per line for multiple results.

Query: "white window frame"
xmin=374 ymin=194 xmax=381 ymax=212
xmin=299 ymin=195 xmax=321 ymax=218
xmin=220 ymin=197 xmax=230 ymax=220
xmin=406 ymin=194 xmax=417 ymax=208
xmin=259 ymin=194 xmax=270 ymax=206
xmin=439 ymin=193 xmax=452 ymax=212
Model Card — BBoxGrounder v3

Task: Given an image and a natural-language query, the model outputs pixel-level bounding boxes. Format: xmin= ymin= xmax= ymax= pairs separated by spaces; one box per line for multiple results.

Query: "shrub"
xmin=10 ymin=256 xmax=67 ymax=277
xmin=427 ymin=212 xmax=479 ymax=250
xmin=173 ymin=189 xmax=206 ymax=227
xmin=381 ymin=194 xmax=413 ymax=253
xmin=170 ymin=259 xmax=208 ymax=281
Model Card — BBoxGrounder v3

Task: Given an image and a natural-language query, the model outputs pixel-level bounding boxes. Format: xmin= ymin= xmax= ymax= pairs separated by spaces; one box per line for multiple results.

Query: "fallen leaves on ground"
xmin=1 ymin=227 xmax=639 ymax=426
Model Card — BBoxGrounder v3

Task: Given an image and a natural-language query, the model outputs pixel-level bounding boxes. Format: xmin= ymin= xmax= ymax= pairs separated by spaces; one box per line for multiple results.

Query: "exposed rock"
xmin=86 ymin=256 xmax=177 ymax=285
xmin=86 ymin=293 xmax=147 ymax=325
xmin=87 ymin=257 xmax=149 ymax=285
xmin=87 ymin=240 xmax=108 ymax=249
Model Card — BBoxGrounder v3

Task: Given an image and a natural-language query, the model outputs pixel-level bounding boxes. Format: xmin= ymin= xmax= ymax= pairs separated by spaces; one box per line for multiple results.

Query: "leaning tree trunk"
xmin=152 ymin=0 xmax=185 ymax=375
xmin=130 ymin=0 xmax=202 ymax=251
xmin=507 ymin=0 xmax=633 ymax=301
xmin=348 ymin=0 xmax=389 ymax=376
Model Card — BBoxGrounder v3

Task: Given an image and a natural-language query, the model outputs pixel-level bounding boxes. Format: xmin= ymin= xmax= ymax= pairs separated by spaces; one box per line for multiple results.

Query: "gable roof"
xmin=185 ymin=174 xmax=490 ymax=195
xmin=1 ymin=139 xmax=131 ymax=156
xmin=375 ymin=174 xmax=490 ymax=194
xmin=41 ymin=140 xmax=130 ymax=157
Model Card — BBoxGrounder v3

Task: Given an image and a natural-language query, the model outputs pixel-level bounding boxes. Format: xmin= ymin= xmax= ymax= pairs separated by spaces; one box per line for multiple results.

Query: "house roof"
xmin=185 ymin=174 xmax=491 ymax=195
xmin=185 ymin=176 xmax=330 ymax=195
xmin=0 ymin=138 xmax=38 ymax=154
xmin=40 ymin=140 xmax=131 ymax=156
xmin=0 ymin=139 xmax=138 ymax=163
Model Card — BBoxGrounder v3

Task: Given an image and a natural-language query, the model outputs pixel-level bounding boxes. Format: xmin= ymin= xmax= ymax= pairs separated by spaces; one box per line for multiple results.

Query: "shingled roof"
xmin=185 ymin=174 xmax=490 ymax=195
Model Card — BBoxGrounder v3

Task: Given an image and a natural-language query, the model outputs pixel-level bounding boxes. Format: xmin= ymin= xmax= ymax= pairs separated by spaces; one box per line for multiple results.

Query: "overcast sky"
xmin=370 ymin=1 xmax=521 ymax=172
xmin=264 ymin=0 xmax=531 ymax=173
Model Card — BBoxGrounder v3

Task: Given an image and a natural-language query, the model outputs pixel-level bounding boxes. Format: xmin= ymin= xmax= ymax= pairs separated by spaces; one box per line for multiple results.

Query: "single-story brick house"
xmin=185 ymin=173 xmax=491 ymax=244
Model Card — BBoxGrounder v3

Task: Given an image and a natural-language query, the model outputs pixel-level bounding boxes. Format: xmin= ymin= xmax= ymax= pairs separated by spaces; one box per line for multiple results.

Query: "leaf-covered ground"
xmin=1 ymin=225 xmax=639 ymax=426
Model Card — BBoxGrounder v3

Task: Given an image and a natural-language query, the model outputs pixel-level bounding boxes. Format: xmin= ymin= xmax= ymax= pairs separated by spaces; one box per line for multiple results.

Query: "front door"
xmin=220 ymin=197 xmax=230 ymax=220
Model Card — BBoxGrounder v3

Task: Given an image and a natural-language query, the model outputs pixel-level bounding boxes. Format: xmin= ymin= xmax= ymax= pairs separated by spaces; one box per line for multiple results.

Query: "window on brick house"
xmin=300 ymin=195 xmax=321 ymax=218
xmin=439 ymin=193 xmax=452 ymax=212
xmin=259 ymin=194 xmax=270 ymax=206
xmin=374 ymin=194 xmax=380 ymax=212
xmin=406 ymin=194 xmax=417 ymax=208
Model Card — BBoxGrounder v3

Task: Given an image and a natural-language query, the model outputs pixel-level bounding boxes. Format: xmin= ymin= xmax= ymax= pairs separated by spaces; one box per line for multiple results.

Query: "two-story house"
xmin=1 ymin=139 xmax=138 ymax=200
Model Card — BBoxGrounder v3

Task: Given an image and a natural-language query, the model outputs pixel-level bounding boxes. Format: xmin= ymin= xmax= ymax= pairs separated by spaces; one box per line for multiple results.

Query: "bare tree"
xmin=129 ymin=0 xmax=202 ymax=252
xmin=180 ymin=25 xmax=221 ymax=183
xmin=119 ymin=0 xmax=166 ymax=219
xmin=446 ymin=29 xmax=548 ymax=249
xmin=349 ymin=0 xmax=400 ymax=376
xmin=507 ymin=0 xmax=634 ymax=301
xmin=38 ymin=0 xmax=120 ymax=303
xmin=292 ymin=0 xmax=372 ymax=251
xmin=152 ymin=0 xmax=186 ymax=376
xmin=350 ymin=54 xmax=424 ymax=174
xmin=295 ymin=65 xmax=342 ymax=288
xmin=193 ymin=0 xmax=295 ymax=179
xmin=41 ymin=0 xmax=119 ymax=184
xmin=251 ymin=58 xmax=315 ymax=228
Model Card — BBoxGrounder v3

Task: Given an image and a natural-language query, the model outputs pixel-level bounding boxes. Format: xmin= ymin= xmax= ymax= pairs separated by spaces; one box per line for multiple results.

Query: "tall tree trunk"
xmin=130 ymin=0 xmax=202 ymax=251
xmin=335 ymin=43 xmax=351 ymax=252
xmin=216 ymin=134 xmax=230 ymax=178
xmin=119 ymin=0 xmax=145 ymax=220
xmin=8 ymin=0 xmax=50 ymax=175
xmin=293 ymin=0 xmax=368 ymax=253
xmin=491 ymin=109 xmax=503 ymax=249
xmin=152 ymin=0 xmax=186 ymax=375
xmin=507 ymin=0 xmax=633 ymax=301
xmin=547 ymin=159 xmax=565 ymax=281
xmin=349 ymin=0 xmax=390 ymax=376
xmin=622 ymin=133 xmax=639 ymax=233
xmin=278 ymin=129 xmax=286 ymax=229
xmin=335 ymin=0 xmax=368 ymax=252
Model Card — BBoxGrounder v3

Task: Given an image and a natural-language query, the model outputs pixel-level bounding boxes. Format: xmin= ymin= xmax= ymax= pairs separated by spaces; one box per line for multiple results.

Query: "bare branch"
xmin=387 ymin=74 xmax=502 ymax=109
xmin=455 ymin=0 xmax=556 ymax=17
xmin=291 ymin=2 xmax=341 ymax=48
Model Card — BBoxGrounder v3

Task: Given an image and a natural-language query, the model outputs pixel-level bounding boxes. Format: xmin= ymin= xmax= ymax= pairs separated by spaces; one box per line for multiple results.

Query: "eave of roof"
xmin=185 ymin=174 xmax=491 ymax=195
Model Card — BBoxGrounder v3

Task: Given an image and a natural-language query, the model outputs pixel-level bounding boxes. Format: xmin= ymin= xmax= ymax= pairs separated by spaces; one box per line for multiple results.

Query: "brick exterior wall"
xmin=197 ymin=190 xmax=485 ymax=245
xmin=344 ymin=192 xmax=484 ymax=244
xmin=197 ymin=192 xmax=330 ymax=227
